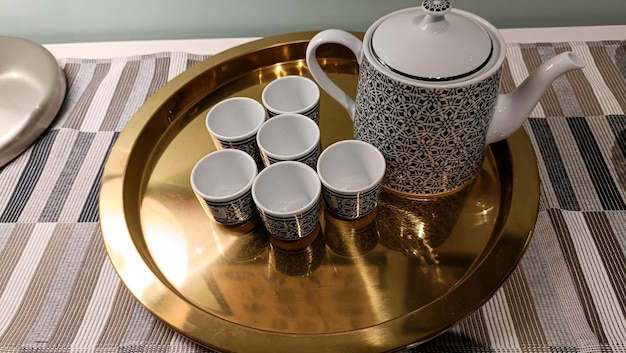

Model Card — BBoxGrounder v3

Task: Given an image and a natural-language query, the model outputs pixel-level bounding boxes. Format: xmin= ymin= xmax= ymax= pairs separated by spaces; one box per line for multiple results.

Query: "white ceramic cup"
xmin=252 ymin=161 xmax=322 ymax=241
xmin=317 ymin=140 xmax=386 ymax=220
xmin=256 ymin=113 xmax=320 ymax=169
xmin=190 ymin=149 xmax=258 ymax=225
xmin=205 ymin=97 xmax=266 ymax=164
xmin=261 ymin=75 xmax=320 ymax=124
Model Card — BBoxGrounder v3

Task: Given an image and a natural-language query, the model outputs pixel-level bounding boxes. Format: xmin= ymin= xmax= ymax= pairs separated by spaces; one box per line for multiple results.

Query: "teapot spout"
xmin=486 ymin=51 xmax=586 ymax=144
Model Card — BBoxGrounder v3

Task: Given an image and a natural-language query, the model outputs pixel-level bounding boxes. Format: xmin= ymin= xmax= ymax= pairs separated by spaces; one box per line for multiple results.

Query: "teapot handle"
xmin=305 ymin=30 xmax=363 ymax=121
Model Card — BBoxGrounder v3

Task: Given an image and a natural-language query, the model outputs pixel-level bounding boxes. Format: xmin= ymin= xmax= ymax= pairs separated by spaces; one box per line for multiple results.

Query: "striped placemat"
xmin=0 ymin=41 xmax=625 ymax=352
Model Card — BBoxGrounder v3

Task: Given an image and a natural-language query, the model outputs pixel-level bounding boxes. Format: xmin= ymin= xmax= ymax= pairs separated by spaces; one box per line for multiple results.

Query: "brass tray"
xmin=99 ymin=32 xmax=540 ymax=352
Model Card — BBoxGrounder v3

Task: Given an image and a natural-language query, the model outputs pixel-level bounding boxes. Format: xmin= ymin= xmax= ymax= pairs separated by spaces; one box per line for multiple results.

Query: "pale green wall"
xmin=1 ymin=0 xmax=625 ymax=44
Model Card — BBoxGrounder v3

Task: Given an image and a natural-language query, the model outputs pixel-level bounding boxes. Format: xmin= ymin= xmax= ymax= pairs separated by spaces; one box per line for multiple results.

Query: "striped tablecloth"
xmin=0 ymin=40 xmax=625 ymax=352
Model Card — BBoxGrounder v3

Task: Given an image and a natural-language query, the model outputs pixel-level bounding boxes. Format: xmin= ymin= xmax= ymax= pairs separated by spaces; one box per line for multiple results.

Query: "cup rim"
xmin=252 ymin=161 xmax=321 ymax=217
xmin=261 ymin=75 xmax=320 ymax=115
xmin=256 ymin=113 xmax=320 ymax=160
xmin=317 ymin=139 xmax=386 ymax=194
xmin=190 ymin=149 xmax=258 ymax=202
xmin=205 ymin=97 xmax=266 ymax=142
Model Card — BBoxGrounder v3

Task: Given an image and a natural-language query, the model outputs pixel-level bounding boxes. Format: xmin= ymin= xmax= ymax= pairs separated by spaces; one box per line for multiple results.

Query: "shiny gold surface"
xmin=99 ymin=32 xmax=540 ymax=352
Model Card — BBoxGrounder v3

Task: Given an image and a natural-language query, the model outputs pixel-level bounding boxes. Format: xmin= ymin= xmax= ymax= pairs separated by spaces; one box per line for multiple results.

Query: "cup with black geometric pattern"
xmin=317 ymin=140 xmax=386 ymax=220
xmin=261 ymin=75 xmax=320 ymax=125
xmin=252 ymin=161 xmax=322 ymax=241
xmin=256 ymin=113 xmax=321 ymax=169
xmin=190 ymin=149 xmax=258 ymax=225
xmin=206 ymin=97 xmax=266 ymax=166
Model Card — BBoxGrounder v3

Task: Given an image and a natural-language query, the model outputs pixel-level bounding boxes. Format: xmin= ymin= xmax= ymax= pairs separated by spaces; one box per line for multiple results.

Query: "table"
xmin=1 ymin=25 xmax=625 ymax=352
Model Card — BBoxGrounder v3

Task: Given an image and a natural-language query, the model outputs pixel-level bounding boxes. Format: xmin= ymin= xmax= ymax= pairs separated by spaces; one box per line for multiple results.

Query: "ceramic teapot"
xmin=305 ymin=0 xmax=585 ymax=197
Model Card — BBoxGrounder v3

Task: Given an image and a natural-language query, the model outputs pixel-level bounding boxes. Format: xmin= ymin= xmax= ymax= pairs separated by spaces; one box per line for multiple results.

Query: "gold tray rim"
xmin=99 ymin=31 xmax=540 ymax=352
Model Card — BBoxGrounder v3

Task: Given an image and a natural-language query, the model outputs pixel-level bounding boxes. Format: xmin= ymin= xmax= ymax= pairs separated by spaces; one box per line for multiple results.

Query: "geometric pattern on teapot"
xmin=354 ymin=57 xmax=502 ymax=196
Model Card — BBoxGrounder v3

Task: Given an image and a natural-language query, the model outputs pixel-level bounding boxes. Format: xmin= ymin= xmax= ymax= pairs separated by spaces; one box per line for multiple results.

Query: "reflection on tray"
xmin=270 ymin=224 xmax=326 ymax=276
xmin=377 ymin=187 xmax=469 ymax=263
xmin=140 ymin=159 xmax=501 ymax=335
xmin=324 ymin=208 xmax=379 ymax=257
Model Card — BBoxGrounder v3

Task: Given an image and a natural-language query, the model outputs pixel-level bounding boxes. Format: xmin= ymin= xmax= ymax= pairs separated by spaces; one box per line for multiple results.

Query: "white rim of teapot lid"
xmin=371 ymin=0 xmax=493 ymax=82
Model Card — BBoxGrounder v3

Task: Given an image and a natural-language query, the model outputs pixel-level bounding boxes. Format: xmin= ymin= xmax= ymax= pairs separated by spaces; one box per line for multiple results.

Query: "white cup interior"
xmin=261 ymin=76 xmax=320 ymax=114
xmin=317 ymin=140 xmax=386 ymax=193
xmin=190 ymin=149 xmax=257 ymax=201
xmin=206 ymin=97 xmax=265 ymax=140
xmin=252 ymin=161 xmax=321 ymax=215
xmin=257 ymin=114 xmax=320 ymax=158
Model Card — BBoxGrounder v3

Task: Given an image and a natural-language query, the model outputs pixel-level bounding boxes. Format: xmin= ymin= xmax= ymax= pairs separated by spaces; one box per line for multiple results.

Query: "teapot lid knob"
xmin=422 ymin=0 xmax=451 ymax=16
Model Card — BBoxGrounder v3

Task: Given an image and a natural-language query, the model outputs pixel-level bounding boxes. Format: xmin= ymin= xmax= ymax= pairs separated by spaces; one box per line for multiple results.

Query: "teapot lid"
xmin=371 ymin=0 xmax=493 ymax=82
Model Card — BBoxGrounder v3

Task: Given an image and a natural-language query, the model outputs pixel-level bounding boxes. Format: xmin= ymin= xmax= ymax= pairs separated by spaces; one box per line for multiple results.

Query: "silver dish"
xmin=0 ymin=36 xmax=66 ymax=167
